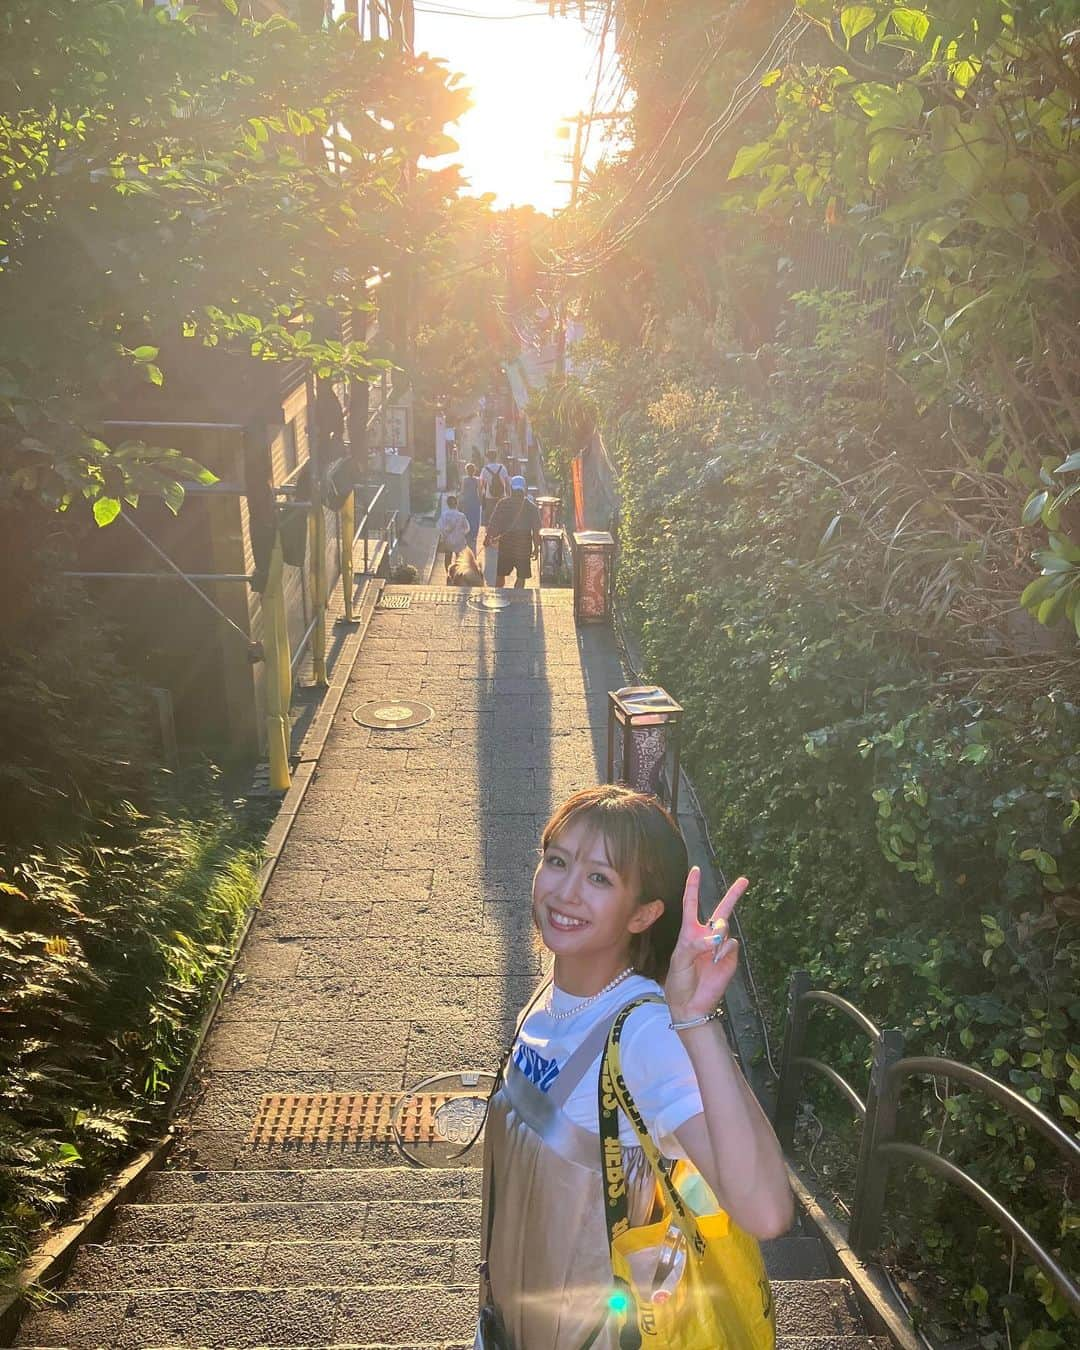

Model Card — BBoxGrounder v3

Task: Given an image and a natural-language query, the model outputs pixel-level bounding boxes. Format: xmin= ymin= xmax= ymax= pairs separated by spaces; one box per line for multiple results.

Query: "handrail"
xmin=802 ymin=989 xmax=881 ymax=1042
xmin=792 ymin=1056 xmax=866 ymax=1119
xmin=889 ymin=1056 xmax=1080 ymax=1163
xmin=874 ymin=1142 xmax=1080 ymax=1317
xmin=774 ymin=969 xmax=1080 ymax=1324
xmin=774 ymin=971 xmax=880 ymax=1149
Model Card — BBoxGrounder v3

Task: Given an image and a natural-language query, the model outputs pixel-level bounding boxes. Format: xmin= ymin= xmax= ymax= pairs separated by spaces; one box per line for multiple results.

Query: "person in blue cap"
xmin=485 ymin=475 xmax=541 ymax=588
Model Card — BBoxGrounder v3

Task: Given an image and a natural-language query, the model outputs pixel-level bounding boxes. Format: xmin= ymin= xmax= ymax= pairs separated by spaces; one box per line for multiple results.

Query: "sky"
xmin=411 ymin=1 xmax=612 ymax=214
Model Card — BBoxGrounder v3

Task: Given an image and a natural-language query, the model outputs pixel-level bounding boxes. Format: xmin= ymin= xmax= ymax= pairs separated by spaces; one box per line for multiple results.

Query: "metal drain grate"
xmin=352 ymin=698 xmax=433 ymax=730
xmin=376 ymin=594 xmax=411 ymax=610
xmin=248 ymin=1091 xmax=483 ymax=1147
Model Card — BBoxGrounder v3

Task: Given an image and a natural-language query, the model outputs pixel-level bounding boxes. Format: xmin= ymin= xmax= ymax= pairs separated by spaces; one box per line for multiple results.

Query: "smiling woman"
xmin=414 ymin=1 xmax=605 ymax=211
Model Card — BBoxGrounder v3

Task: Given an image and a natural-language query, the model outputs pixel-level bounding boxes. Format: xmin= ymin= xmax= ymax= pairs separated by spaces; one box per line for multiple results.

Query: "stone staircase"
xmin=18 ymin=1160 xmax=894 ymax=1348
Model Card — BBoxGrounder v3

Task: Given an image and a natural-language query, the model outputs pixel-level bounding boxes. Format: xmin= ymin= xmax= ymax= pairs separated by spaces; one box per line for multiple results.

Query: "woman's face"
xmin=532 ymin=816 xmax=660 ymax=966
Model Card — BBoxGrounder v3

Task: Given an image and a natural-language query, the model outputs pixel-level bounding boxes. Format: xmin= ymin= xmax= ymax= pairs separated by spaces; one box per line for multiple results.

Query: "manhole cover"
xmin=391 ymin=1071 xmax=496 ymax=1167
xmin=352 ymin=699 xmax=433 ymax=729
xmin=468 ymin=593 xmax=512 ymax=611
xmin=248 ymin=1077 xmax=495 ymax=1165
xmin=376 ymin=594 xmax=411 ymax=610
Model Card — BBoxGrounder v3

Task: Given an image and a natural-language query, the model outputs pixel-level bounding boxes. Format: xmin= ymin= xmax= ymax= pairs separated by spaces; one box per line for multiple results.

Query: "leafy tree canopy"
xmin=0 ymin=0 xmax=468 ymax=521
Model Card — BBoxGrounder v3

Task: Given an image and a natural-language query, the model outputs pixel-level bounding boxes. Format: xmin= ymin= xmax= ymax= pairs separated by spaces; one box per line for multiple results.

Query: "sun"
xmin=414 ymin=3 xmax=606 ymax=214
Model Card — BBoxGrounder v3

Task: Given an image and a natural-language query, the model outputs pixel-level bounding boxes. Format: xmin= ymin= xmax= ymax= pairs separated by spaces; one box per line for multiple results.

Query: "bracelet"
xmin=668 ymin=1008 xmax=723 ymax=1032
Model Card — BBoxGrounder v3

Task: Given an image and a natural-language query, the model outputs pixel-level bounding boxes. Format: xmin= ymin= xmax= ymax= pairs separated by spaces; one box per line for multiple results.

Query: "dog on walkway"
xmin=446 ymin=546 xmax=483 ymax=586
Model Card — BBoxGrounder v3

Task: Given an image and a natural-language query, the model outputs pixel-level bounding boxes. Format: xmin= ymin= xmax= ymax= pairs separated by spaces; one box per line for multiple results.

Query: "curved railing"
xmin=773 ymin=970 xmax=1080 ymax=1319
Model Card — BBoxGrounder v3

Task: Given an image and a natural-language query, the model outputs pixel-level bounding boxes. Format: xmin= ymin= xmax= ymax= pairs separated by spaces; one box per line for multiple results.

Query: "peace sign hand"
xmin=663 ymin=867 xmax=748 ymax=1023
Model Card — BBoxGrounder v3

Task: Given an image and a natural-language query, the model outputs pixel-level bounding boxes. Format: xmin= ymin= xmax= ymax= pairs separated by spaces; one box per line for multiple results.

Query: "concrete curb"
xmin=0 ymin=578 xmax=384 ymax=1341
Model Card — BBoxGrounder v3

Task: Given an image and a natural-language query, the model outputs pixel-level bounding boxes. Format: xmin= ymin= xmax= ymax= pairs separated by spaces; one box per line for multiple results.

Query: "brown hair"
xmin=540 ymin=784 xmax=689 ymax=981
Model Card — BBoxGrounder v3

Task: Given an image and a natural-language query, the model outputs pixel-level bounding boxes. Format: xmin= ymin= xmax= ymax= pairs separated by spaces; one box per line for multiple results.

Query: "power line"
xmin=549 ymin=12 xmax=807 ymax=278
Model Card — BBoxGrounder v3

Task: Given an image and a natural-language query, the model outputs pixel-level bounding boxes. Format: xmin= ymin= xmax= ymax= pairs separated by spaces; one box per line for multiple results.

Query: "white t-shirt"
xmin=437 ymin=506 xmax=470 ymax=553
xmin=510 ymin=974 xmax=703 ymax=1155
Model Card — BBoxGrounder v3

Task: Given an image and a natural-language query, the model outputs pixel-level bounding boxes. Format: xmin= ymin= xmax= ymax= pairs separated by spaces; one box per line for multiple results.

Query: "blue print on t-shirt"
xmin=512 ymin=1042 xmax=561 ymax=1091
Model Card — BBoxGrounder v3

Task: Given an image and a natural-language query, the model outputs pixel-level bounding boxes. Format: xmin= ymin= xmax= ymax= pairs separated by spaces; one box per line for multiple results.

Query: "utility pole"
xmin=553 ymin=110 xmax=621 ymax=375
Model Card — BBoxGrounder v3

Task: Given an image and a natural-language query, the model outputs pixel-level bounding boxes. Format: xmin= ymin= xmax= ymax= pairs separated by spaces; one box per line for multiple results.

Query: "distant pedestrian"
xmin=459 ymin=462 xmax=482 ymax=551
xmin=486 ymin=476 xmax=541 ymax=589
xmin=437 ymin=495 xmax=470 ymax=575
xmin=479 ymin=447 xmax=511 ymax=526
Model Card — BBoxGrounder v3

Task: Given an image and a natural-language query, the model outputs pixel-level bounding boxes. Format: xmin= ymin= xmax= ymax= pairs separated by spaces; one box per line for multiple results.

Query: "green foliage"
xmin=0 ymin=513 xmax=264 ymax=1281
xmin=569 ymin=306 xmax=1078 ymax=1343
xmin=725 ymin=0 xmax=1080 ymax=637
xmin=0 ymin=0 xmax=466 ymax=516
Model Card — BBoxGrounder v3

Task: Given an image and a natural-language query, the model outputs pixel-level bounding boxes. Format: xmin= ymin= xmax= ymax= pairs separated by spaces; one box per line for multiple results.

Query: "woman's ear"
xmin=628 ymin=898 xmax=665 ymax=934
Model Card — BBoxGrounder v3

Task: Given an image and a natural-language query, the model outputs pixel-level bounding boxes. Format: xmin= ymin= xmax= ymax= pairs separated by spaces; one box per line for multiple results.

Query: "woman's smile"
xmin=546 ymin=907 xmax=590 ymax=931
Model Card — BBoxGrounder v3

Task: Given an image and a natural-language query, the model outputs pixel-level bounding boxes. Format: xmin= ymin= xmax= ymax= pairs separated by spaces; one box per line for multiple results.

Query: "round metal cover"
xmin=468 ymin=592 xmax=512 ymax=611
xmin=352 ymin=698 xmax=434 ymax=730
xmin=390 ymin=1069 xmax=497 ymax=1167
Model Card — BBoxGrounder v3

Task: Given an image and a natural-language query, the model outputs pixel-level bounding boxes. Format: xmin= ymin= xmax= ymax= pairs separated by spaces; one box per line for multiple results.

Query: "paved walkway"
xmin=16 ymin=585 xmax=895 ymax=1348
xmin=185 ymin=585 xmax=616 ymax=1164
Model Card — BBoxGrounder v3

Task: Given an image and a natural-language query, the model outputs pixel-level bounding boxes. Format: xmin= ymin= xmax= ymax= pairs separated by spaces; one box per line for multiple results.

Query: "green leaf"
xmin=130 ymin=345 xmax=159 ymax=362
xmin=891 ymin=7 xmax=929 ymax=40
xmin=761 ymin=69 xmax=783 ymax=87
xmin=959 ymin=744 xmax=990 ymax=764
xmin=93 ymin=496 xmax=121 ymax=527
xmin=1055 ymin=452 xmax=1080 ymax=475
xmin=1060 ymin=1094 xmax=1080 ymax=1119
xmin=1019 ymin=849 xmax=1058 ymax=874
xmin=840 ymin=5 xmax=876 ymax=42
xmin=728 ymin=141 xmax=773 ymax=181
xmin=852 ymin=82 xmax=923 ymax=128
xmin=1022 ymin=490 xmax=1050 ymax=525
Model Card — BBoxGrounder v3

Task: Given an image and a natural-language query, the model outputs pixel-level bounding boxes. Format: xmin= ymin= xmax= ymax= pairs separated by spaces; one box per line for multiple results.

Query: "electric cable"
xmin=550 ymin=12 xmax=807 ymax=278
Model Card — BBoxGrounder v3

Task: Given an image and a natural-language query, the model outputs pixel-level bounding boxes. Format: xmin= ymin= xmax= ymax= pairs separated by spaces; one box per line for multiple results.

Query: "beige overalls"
xmin=480 ymin=1003 xmax=659 ymax=1350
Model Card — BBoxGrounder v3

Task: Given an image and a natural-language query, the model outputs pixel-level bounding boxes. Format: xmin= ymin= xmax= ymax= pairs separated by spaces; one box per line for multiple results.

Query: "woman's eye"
xmin=546 ymin=854 xmax=564 ymax=868
xmin=589 ymin=872 xmax=611 ymax=886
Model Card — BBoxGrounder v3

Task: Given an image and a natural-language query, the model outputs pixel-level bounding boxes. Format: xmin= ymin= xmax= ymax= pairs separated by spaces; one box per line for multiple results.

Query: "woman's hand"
xmin=664 ymin=868 xmax=748 ymax=1022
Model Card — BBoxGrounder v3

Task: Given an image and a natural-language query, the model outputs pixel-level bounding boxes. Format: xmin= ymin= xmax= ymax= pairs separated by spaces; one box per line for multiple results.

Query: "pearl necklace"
xmin=546 ymin=967 xmax=636 ymax=1021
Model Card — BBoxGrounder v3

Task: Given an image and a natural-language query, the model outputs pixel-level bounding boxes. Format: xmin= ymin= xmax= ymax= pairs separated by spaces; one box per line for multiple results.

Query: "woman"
xmin=477 ymin=784 xmax=793 ymax=1349
xmin=459 ymin=462 xmax=482 ymax=551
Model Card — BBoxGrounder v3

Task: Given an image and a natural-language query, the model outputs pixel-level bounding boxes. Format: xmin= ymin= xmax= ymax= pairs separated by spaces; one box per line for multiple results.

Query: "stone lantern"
xmin=537 ymin=496 xmax=561 ymax=530
xmin=607 ymin=685 xmax=684 ymax=814
xmin=572 ymin=530 xmax=615 ymax=624
xmin=539 ymin=528 xmax=565 ymax=584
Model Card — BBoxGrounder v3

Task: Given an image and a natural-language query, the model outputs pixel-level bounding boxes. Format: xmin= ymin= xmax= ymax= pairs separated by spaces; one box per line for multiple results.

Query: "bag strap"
xmin=597 ymin=997 xmax=707 ymax=1261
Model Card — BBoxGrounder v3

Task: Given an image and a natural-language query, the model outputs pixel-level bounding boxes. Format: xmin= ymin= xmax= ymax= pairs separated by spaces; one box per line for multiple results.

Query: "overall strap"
xmin=546 ymin=1002 xmax=633 ymax=1108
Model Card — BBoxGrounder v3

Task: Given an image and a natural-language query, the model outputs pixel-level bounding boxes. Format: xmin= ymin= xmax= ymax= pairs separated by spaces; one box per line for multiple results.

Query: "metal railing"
xmin=774 ymin=970 xmax=1080 ymax=1319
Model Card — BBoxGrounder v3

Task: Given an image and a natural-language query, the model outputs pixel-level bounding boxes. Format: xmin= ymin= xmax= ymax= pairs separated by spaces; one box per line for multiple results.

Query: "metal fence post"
xmin=773 ymin=970 xmax=812 ymax=1150
xmin=340 ymin=490 xmax=355 ymax=622
xmin=263 ymin=534 xmax=291 ymax=792
xmin=310 ymin=483 xmax=328 ymax=687
xmin=849 ymin=1028 xmax=905 ymax=1257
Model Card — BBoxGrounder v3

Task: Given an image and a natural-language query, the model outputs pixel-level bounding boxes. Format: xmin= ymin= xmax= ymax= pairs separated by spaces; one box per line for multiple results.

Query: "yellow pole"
xmin=340 ymin=490 xmax=355 ymax=623
xmin=275 ymin=541 xmax=292 ymax=712
xmin=311 ymin=485 xmax=328 ymax=687
xmin=263 ymin=533 xmax=291 ymax=791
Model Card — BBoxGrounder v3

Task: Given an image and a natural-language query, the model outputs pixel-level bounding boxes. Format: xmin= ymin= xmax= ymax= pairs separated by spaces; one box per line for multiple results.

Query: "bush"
xmin=580 ymin=311 xmax=1079 ymax=1346
xmin=0 ymin=513 xmax=264 ymax=1283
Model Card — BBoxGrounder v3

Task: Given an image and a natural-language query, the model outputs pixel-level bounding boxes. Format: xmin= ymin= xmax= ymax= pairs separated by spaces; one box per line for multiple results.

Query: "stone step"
xmin=140 ymin=1168 xmax=482 ymax=1206
xmin=109 ymin=1197 xmax=483 ymax=1245
xmin=20 ymin=1342 xmax=892 ymax=1350
xmin=67 ymin=1239 xmax=479 ymax=1291
xmin=68 ymin=1232 xmax=829 ymax=1291
xmin=760 ymin=1233 xmax=833 ymax=1280
xmin=16 ymin=1280 xmax=864 ymax=1347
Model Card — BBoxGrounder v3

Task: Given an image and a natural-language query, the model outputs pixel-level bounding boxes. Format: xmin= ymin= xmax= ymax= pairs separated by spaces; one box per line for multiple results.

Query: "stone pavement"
xmin=16 ymin=586 xmax=898 ymax=1349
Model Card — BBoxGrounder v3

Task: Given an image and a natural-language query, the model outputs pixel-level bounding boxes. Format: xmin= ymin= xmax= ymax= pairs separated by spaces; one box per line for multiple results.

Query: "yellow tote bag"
xmin=597 ymin=999 xmax=775 ymax=1350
